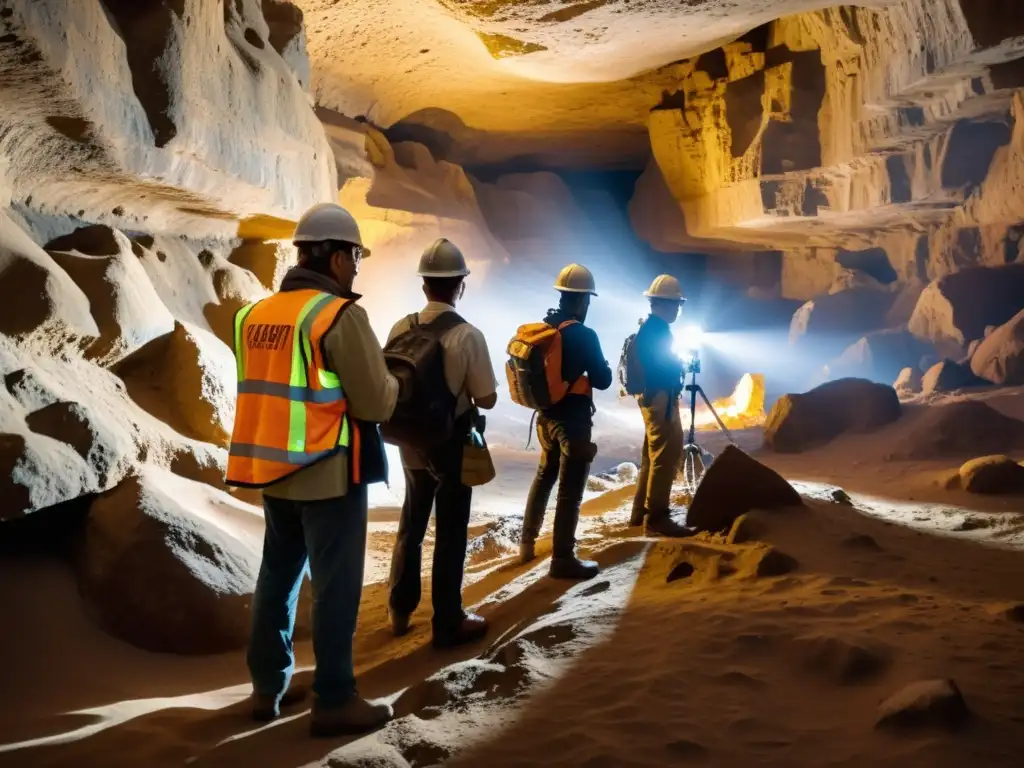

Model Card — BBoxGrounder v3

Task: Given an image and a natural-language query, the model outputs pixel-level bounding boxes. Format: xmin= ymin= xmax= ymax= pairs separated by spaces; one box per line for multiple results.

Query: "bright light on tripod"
xmin=673 ymin=324 xmax=704 ymax=358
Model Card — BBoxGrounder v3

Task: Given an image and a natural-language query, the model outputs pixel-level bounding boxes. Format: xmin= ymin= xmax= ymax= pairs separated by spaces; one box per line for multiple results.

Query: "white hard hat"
xmin=293 ymin=203 xmax=369 ymax=256
xmin=554 ymin=263 xmax=597 ymax=296
xmin=417 ymin=238 xmax=470 ymax=277
xmin=643 ymin=274 xmax=686 ymax=301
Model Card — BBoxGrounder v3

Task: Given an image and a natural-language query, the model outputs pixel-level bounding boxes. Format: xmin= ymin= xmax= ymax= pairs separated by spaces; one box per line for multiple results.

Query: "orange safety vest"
xmin=225 ymin=289 xmax=360 ymax=488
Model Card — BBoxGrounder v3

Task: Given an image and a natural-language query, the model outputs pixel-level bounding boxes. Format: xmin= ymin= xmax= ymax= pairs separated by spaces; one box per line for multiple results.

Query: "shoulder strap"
xmin=557 ymin=319 xmax=578 ymax=331
xmin=421 ymin=311 xmax=466 ymax=337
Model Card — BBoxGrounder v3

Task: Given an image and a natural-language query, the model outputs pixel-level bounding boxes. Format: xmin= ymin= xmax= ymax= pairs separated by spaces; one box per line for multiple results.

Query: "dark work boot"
xmin=629 ymin=506 xmax=647 ymax=527
xmin=645 ymin=510 xmax=696 ymax=538
xmin=549 ymin=456 xmax=598 ymax=580
xmin=432 ymin=612 xmax=489 ymax=649
xmin=549 ymin=556 xmax=599 ymax=580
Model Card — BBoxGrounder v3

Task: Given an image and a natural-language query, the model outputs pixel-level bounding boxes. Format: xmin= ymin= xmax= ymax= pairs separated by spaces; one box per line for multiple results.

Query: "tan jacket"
xmin=387 ymin=301 xmax=497 ymax=470
xmin=264 ymin=302 xmax=398 ymax=501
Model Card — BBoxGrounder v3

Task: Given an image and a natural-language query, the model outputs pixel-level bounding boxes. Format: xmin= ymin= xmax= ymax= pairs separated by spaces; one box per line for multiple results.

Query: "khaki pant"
xmin=632 ymin=391 xmax=683 ymax=517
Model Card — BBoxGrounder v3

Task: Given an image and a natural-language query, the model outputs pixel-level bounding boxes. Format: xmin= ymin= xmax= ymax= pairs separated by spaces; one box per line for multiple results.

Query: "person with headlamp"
xmin=624 ymin=275 xmax=694 ymax=537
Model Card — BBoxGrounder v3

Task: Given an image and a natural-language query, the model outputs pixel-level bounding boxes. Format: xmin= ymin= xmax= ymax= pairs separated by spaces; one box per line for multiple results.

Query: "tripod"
xmin=679 ymin=357 xmax=735 ymax=495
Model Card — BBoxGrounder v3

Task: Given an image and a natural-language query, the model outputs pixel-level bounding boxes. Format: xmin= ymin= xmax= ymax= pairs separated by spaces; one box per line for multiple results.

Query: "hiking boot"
xmin=519 ymin=539 xmax=535 ymax=565
xmin=251 ymin=684 xmax=309 ymax=722
xmin=309 ymin=695 xmax=393 ymax=737
xmin=629 ymin=506 xmax=647 ymax=527
xmin=549 ymin=556 xmax=599 ymax=580
xmin=645 ymin=512 xmax=696 ymax=539
xmin=432 ymin=613 xmax=489 ymax=649
xmin=389 ymin=608 xmax=411 ymax=638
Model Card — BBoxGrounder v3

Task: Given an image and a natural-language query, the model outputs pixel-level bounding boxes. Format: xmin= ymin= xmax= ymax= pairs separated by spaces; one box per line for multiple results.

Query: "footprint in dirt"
xmin=515 ymin=622 xmax=579 ymax=649
xmin=393 ymin=659 xmax=532 ymax=720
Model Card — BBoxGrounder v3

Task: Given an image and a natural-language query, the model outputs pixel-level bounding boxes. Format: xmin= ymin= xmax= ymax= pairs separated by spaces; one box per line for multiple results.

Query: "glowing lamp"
xmin=673 ymin=324 xmax=704 ymax=358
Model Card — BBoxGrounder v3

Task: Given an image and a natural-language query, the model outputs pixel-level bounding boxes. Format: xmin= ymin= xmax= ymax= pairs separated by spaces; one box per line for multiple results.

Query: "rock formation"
xmin=764 ymin=378 xmax=902 ymax=453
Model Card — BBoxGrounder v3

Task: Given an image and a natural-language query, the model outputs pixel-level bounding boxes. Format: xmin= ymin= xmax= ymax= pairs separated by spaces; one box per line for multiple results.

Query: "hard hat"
xmin=643 ymin=274 xmax=686 ymax=301
xmin=416 ymin=238 xmax=470 ymax=277
xmin=292 ymin=203 xmax=369 ymax=256
xmin=554 ymin=263 xmax=597 ymax=296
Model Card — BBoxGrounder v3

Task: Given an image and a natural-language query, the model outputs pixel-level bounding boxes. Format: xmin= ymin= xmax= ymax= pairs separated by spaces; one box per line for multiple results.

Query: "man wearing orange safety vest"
xmin=518 ymin=264 xmax=612 ymax=580
xmin=225 ymin=202 xmax=399 ymax=737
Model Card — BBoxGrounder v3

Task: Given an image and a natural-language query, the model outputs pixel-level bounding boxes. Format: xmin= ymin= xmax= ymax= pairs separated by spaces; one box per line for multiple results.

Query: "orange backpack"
xmin=505 ymin=320 xmax=591 ymax=409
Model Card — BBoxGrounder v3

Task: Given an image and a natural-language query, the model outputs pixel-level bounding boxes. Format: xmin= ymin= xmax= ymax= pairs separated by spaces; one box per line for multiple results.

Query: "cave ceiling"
xmin=296 ymin=0 xmax=859 ymax=169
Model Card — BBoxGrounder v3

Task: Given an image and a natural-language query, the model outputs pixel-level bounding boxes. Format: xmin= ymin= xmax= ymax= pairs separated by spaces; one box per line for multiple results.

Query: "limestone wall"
xmin=630 ymin=0 xmax=1024 ymax=298
xmin=0 ymin=0 xmax=336 ymax=519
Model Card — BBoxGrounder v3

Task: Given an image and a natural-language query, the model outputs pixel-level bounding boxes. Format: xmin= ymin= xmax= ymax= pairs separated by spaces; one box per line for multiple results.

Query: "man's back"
xmin=388 ymin=301 xmax=496 ymax=419
xmin=540 ymin=308 xmax=612 ymax=422
xmin=635 ymin=314 xmax=682 ymax=396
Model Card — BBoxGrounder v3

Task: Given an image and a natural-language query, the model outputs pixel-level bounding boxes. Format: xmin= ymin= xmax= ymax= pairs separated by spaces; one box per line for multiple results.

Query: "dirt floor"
xmin=2 ymin=391 xmax=1024 ymax=767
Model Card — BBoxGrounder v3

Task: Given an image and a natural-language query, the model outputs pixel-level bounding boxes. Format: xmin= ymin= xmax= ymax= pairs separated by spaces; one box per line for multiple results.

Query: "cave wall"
xmin=0 ymin=0 xmax=335 ymax=234
xmin=0 ymin=0 xmax=334 ymax=518
xmin=630 ymin=0 xmax=1024 ymax=300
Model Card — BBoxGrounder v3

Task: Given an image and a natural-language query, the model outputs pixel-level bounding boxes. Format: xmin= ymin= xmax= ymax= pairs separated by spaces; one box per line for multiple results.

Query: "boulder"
xmin=77 ymin=468 xmax=310 ymax=655
xmin=921 ymin=359 xmax=989 ymax=395
xmin=0 ymin=209 xmax=98 ymax=349
xmin=970 ymin=308 xmax=1024 ymax=385
xmin=830 ymin=328 xmax=932 ymax=385
xmin=885 ymin=401 xmax=1024 ymax=460
xmin=203 ymin=266 xmax=267 ymax=348
xmin=46 ymin=227 xmax=176 ymax=365
xmin=908 ymin=264 xmax=1024 ymax=356
xmin=958 ymin=455 xmax=1024 ymax=494
xmin=0 ymin=431 xmax=97 ymax=520
xmin=789 ymin=288 xmax=897 ymax=357
xmin=894 ymin=367 xmax=922 ymax=396
xmin=685 ymin=446 xmax=803 ymax=532
xmin=24 ymin=400 xmax=133 ymax=488
xmin=112 ymin=322 xmax=236 ymax=446
xmin=228 ymin=239 xmax=296 ymax=292
xmin=875 ymin=679 xmax=970 ymax=732
xmin=764 ymin=378 xmax=901 ymax=453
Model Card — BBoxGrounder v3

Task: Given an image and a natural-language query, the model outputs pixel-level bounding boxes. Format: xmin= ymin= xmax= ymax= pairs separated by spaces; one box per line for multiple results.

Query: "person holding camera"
xmin=623 ymin=275 xmax=693 ymax=537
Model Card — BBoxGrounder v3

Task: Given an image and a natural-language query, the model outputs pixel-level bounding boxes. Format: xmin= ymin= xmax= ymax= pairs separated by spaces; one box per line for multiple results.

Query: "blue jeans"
xmin=246 ymin=486 xmax=368 ymax=709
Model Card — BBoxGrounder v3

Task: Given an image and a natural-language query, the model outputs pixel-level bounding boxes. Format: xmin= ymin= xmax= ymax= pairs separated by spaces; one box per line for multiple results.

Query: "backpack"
xmin=505 ymin=320 xmax=578 ymax=410
xmin=618 ymin=320 xmax=645 ymax=396
xmin=381 ymin=312 xmax=465 ymax=449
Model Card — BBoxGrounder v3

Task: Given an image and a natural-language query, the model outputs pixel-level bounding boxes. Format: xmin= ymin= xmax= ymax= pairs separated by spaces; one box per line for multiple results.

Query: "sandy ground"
xmin=2 ymin=392 xmax=1024 ymax=767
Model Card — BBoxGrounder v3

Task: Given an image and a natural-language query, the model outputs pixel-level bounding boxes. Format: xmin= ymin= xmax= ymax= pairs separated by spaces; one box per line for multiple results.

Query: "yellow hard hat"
xmin=554 ymin=263 xmax=597 ymax=296
xmin=643 ymin=274 xmax=685 ymax=301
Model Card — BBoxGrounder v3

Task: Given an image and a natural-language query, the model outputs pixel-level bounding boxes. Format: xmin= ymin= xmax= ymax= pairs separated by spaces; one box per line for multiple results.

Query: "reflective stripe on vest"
xmin=225 ymin=289 xmax=359 ymax=488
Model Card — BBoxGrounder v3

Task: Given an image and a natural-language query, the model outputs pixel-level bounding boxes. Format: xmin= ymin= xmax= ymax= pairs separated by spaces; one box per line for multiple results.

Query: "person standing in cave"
xmin=382 ymin=238 xmax=498 ymax=649
xmin=626 ymin=274 xmax=695 ymax=537
xmin=225 ymin=202 xmax=398 ymax=737
xmin=516 ymin=264 xmax=613 ymax=580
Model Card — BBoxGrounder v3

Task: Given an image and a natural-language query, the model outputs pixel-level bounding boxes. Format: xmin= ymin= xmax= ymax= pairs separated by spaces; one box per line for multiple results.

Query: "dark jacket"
xmin=635 ymin=314 xmax=683 ymax=398
xmin=540 ymin=308 xmax=613 ymax=424
xmin=278 ymin=267 xmax=388 ymax=486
